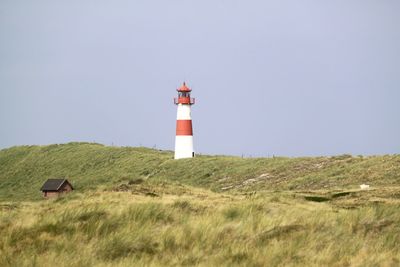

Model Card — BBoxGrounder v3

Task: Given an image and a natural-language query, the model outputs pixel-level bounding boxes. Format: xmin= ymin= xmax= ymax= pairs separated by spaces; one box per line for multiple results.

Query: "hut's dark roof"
xmin=40 ymin=179 xmax=73 ymax=191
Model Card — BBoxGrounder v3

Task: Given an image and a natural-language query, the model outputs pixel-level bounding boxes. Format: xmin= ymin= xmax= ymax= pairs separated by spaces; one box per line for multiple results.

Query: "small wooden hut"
xmin=40 ymin=179 xmax=74 ymax=198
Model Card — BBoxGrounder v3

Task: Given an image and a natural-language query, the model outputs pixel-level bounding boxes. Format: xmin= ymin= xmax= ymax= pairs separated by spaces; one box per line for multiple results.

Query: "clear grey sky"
xmin=1 ymin=0 xmax=399 ymax=156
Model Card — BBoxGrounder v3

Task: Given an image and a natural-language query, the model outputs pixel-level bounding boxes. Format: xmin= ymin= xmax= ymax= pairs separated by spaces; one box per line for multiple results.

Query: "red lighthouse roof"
xmin=177 ymin=82 xmax=191 ymax=92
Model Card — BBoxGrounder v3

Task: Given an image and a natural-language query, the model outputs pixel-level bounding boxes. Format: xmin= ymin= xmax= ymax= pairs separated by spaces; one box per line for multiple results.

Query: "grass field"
xmin=0 ymin=143 xmax=399 ymax=266
xmin=1 ymin=142 xmax=399 ymax=201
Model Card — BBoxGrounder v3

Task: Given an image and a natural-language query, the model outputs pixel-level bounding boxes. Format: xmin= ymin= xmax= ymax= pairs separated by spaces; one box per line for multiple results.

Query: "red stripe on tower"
xmin=176 ymin=120 xmax=193 ymax=136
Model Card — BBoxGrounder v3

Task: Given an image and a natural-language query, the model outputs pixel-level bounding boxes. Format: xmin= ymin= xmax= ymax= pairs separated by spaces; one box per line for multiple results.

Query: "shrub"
xmin=223 ymin=207 xmax=241 ymax=220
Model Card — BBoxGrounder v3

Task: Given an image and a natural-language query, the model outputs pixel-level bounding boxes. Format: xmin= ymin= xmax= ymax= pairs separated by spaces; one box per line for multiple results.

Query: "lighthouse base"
xmin=174 ymin=136 xmax=194 ymax=159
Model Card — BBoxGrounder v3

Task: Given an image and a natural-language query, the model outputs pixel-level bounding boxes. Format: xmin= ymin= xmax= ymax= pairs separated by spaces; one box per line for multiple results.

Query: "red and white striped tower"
xmin=174 ymin=82 xmax=195 ymax=159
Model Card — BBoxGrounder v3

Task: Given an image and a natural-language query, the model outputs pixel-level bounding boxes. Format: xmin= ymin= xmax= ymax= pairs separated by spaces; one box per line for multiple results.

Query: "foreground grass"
xmin=1 ymin=183 xmax=400 ymax=267
xmin=0 ymin=143 xmax=399 ymax=201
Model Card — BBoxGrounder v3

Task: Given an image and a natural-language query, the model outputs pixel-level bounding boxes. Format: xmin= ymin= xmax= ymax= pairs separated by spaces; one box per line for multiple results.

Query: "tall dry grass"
xmin=1 ymin=186 xmax=399 ymax=267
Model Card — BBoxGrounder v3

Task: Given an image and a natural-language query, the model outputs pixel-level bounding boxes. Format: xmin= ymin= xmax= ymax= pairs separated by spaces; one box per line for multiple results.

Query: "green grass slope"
xmin=0 ymin=142 xmax=399 ymax=201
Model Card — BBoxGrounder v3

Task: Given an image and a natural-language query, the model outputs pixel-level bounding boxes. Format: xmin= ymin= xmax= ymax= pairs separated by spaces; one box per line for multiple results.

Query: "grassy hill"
xmin=1 ymin=143 xmax=400 ymax=266
xmin=0 ymin=142 xmax=399 ymax=201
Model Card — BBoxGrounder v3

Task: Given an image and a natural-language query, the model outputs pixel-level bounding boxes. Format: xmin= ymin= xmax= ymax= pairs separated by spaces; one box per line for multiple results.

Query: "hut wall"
xmin=44 ymin=191 xmax=59 ymax=198
xmin=61 ymin=183 xmax=73 ymax=193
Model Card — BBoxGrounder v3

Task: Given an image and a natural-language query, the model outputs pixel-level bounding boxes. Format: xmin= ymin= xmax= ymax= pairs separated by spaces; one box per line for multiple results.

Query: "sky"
xmin=0 ymin=0 xmax=399 ymax=157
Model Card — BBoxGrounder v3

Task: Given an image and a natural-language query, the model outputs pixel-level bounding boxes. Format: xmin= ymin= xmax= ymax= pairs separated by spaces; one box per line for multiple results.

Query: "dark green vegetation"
xmin=0 ymin=143 xmax=399 ymax=266
xmin=0 ymin=142 xmax=399 ymax=201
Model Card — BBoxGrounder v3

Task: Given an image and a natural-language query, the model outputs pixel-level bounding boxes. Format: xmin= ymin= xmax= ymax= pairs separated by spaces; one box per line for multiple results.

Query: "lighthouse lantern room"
xmin=174 ymin=82 xmax=195 ymax=159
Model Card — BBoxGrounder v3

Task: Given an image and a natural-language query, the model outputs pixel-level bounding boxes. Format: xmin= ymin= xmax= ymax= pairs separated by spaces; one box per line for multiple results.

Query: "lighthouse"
xmin=174 ymin=82 xmax=195 ymax=159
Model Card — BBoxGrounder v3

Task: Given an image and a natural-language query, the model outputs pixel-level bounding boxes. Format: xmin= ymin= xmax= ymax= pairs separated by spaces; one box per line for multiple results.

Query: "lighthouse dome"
xmin=177 ymin=82 xmax=192 ymax=92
